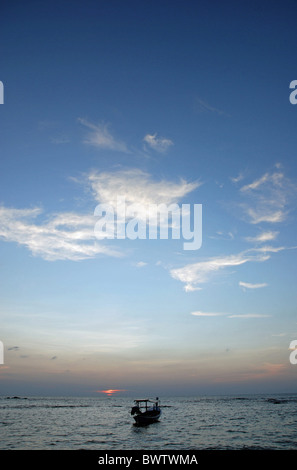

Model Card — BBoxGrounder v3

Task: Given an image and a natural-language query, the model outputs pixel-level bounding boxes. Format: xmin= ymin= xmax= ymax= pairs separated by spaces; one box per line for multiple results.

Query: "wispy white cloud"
xmin=143 ymin=133 xmax=173 ymax=153
xmin=171 ymin=242 xmax=295 ymax=292
xmin=209 ymin=231 xmax=234 ymax=241
xmin=0 ymin=206 xmax=121 ymax=261
xmin=170 ymin=249 xmax=271 ymax=292
xmin=239 ymin=281 xmax=268 ymax=290
xmin=240 ymin=172 xmax=274 ymax=192
xmin=191 ymin=311 xmax=224 ymax=317
xmin=0 ymin=169 xmax=200 ymax=261
xmin=228 ymin=314 xmax=271 ymax=318
xmin=78 ymin=118 xmax=129 ymax=153
xmin=194 ymin=98 xmax=229 ymax=116
xmin=191 ymin=311 xmax=271 ymax=319
xmin=239 ymin=170 xmax=294 ymax=224
xmin=88 ymin=168 xmax=200 ymax=225
xmin=252 ymin=245 xmax=287 ymax=254
xmin=246 ymin=208 xmax=285 ymax=224
xmin=134 ymin=261 xmax=147 ymax=268
xmin=245 ymin=231 xmax=279 ymax=243
xmin=230 ymin=172 xmax=245 ymax=184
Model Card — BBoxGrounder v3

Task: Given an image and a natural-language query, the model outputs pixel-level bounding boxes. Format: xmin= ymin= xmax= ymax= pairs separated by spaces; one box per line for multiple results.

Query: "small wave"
xmin=6 ymin=396 xmax=27 ymax=400
xmin=0 ymin=403 xmax=92 ymax=410
xmin=232 ymin=397 xmax=251 ymax=400
xmin=266 ymin=397 xmax=297 ymax=404
xmin=44 ymin=404 xmax=91 ymax=408
xmin=84 ymin=439 xmax=107 ymax=444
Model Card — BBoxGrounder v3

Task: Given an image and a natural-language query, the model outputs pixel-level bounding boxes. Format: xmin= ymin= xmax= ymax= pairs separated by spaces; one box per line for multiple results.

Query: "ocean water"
xmin=0 ymin=394 xmax=297 ymax=450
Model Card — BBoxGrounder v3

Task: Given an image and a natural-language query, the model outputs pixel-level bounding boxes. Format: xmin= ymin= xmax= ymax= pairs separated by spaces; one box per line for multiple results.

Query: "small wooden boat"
xmin=131 ymin=398 xmax=162 ymax=424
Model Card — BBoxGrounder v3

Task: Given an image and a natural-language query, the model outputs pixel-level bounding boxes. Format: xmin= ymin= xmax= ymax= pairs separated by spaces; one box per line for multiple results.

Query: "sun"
xmin=96 ymin=389 xmax=126 ymax=397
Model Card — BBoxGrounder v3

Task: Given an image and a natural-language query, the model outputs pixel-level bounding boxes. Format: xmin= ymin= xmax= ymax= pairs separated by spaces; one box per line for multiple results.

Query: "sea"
xmin=0 ymin=394 xmax=297 ymax=451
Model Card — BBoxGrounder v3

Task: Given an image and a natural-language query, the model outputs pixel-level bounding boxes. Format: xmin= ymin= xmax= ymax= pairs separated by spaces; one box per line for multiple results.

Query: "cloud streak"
xmin=191 ymin=311 xmax=224 ymax=317
xmin=0 ymin=169 xmax=199 ymax=261
xmin=191 ymin=311 xmax=271 ymax=319
xmin=239 ymin=170 xmax=294 ymax=225
xmin=239 ymin=281 xmax=268 ymax=289
xmin=228 ymin=314 xmax=271 ymax=318
xmin=194 ymin=98 xmax=229 ymax=116
xmin=245 ymin=231 xmax=279 ymax=243
xmin=0 ymin=206 xmax=121 ymax=261
xmin=170 ymin=248 xmax=270 ymax=292
xmin=78 ymin=118 xmax=129 ymax=153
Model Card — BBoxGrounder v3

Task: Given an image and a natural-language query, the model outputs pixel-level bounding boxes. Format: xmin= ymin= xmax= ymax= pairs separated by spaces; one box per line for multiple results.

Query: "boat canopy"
xmin=134 ymin=398 xmax=158 ymax=403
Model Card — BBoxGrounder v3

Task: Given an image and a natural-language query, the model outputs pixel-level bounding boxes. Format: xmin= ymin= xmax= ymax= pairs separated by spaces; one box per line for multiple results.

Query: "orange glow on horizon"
xmin=96 ymin=389 xmax=126 ymax=396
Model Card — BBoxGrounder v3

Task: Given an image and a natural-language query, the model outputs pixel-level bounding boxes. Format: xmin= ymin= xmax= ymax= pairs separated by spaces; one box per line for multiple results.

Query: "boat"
xmin=131 ymin=397 xmax=162 ymax=424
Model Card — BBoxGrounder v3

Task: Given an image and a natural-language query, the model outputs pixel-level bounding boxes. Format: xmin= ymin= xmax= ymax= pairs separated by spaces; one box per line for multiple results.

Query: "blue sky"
xmin=0 ymin=0 xmax=297 ymax=396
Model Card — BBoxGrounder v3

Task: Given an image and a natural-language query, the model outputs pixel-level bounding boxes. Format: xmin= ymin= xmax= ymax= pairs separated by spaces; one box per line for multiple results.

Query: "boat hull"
xmin=133 ymin=410 xmax=161 ymax=424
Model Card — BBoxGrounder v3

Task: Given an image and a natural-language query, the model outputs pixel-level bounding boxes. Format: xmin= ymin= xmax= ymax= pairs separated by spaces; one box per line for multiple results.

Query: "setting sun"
xmin=96 ymin=389 xmax=126 ymax=396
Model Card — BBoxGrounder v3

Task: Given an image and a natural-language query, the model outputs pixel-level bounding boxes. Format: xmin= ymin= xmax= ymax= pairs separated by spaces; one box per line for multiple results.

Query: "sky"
xmin=0 ymin=0 xmax=297 ymax=396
